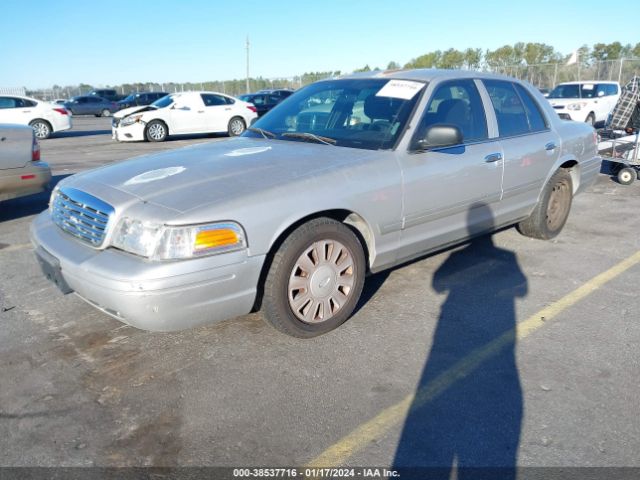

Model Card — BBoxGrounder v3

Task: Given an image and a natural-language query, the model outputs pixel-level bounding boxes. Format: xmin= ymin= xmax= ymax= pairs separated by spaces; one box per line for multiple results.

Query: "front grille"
xmin=52 ymin=187 xmax=114 ymax=247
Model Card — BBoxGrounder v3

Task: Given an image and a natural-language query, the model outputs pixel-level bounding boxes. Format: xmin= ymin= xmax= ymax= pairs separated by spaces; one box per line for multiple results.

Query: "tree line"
xmin=27 ymin=41 xmax=640 ymax=99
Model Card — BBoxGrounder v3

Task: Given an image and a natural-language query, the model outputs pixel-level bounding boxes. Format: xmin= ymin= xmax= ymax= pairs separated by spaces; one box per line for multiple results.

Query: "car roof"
xmin=557 ymin=80 xmax=619 ymax=85
xmin=338 ymin=68 xmax=519 ymax=83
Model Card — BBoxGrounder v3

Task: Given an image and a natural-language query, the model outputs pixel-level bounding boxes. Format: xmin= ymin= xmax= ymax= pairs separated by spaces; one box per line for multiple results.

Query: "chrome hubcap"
xmin=620 ymin=171 xmax=632 ymax=182
xmin=288 ymin=240 xmax=355 ymax=324
xmin=148 ymin=124 xmax=165 ymax=140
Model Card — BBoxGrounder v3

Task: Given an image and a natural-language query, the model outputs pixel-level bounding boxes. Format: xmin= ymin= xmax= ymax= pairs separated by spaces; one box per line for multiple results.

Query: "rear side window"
xmin=201 ymin=94 xmax=227 ymax=106
xmin=513 ymin=84 xmax=548 ymax=131
xmin=0 ymin=97 xmax=17 ymax=108
xmin=484 ymin=80 xmax=537 ymax=137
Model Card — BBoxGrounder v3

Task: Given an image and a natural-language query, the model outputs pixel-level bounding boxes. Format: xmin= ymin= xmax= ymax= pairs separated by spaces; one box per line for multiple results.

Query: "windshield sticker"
xmin=224 ymin=146 xmax=272 ymax=157
xmin=582 ymin=84 xmax=594 ymax=90
xmin=376 ymin=80 xmax=424 ymax=100
xmin=124 ymin=166 xmax=186 ymax=186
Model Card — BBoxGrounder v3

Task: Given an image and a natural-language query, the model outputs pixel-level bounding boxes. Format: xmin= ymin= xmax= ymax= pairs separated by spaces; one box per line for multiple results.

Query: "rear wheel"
xmin=517 ymin=169 xmax=573 ymax=240
xmin=29 ymin=119 xmax=52 ymax=139
xmin=101 ymin=109 xmax=111 ymax=117
xmin=617 ymin=167 xmax=636 ymax=185
xmin=145 ymin=120 xmax=168 ymax=142
xmin=227 ymin=117 xmax=246 ymax=136
xmin=262 ymin=218 xmax=366 ymax=338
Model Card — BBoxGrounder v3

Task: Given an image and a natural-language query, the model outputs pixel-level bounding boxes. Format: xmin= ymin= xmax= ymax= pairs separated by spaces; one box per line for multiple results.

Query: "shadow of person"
xmin=393 ymin=203 xmax=528 ymax=480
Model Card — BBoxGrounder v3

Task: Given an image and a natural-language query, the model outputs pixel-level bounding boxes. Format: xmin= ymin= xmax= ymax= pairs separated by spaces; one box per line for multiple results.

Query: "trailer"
xmin=597 ymin=76 xmax=640 ymax=185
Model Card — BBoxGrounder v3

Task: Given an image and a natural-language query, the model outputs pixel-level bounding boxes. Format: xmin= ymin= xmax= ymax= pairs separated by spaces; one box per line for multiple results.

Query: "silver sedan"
xmin=31 ymin=69 xmax=601 ymax=337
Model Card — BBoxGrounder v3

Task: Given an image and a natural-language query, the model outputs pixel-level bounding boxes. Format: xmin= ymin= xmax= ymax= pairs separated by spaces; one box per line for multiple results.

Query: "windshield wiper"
xmin=280 ymin=132 xmax=337 ymax=145
xmin=248 ymin=127 xmax=276 ymax=139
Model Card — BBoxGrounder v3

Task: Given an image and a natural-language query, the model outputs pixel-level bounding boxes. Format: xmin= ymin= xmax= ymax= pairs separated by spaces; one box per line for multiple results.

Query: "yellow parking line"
xmin=306 ymin=250 xmax=640 ymax=468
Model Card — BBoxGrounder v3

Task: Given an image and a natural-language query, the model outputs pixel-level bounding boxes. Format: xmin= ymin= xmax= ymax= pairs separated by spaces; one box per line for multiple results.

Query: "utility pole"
xmin=246 ymin=36 xmax=250 ymax=94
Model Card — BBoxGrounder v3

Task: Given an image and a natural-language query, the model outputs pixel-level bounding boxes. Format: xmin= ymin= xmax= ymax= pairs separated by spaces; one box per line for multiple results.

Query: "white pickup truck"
xmin=547 ymin=81 xmax=620 ymax=125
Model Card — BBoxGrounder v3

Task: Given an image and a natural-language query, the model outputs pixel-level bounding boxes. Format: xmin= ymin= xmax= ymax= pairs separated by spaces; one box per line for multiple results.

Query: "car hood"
xmin=62 ymin=137 xmax=378 ymax=215
xmin=114 ymin=105 xmax=157 ymax=119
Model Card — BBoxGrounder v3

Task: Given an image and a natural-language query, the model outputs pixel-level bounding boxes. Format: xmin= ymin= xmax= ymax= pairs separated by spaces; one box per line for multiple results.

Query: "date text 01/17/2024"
xmin=231 ymin=468 xmax=400 ymax=478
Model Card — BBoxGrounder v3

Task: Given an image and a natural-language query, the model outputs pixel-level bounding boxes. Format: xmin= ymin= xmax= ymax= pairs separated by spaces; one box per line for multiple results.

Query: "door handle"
xmin=197 ymin=110 xmax=205 ymax=113
xmin=484 ymin=152 xmax=503 ymax=163
xmin=225 ymin=108 xmax=232 ymax=111
xmin=545 ymin=142 xmax=557 ymax=151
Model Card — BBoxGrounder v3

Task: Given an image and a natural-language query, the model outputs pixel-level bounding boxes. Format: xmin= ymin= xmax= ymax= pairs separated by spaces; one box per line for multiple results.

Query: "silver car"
xmin=30 ymin=70 xmax=601 ymax=337
xmin=1 ymin=124 xmax=51 ymax=202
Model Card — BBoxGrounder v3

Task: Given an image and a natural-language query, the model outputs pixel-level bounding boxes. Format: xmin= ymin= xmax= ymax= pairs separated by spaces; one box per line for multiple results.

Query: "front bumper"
xmin=30 ymin=211 xmax=265 ymax=331
xmin=0 ymin=161 xmax=51 ymax=202
xmin=112 ymin=121 xmax=146 ymax=142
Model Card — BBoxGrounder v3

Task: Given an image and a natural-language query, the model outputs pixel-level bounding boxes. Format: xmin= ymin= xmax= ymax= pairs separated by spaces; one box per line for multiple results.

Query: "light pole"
xmin=246 ymin=36 xmax=250 ymax=94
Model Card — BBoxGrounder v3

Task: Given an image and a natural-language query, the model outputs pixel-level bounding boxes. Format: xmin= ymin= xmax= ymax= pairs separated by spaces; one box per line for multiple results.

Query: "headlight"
xmin=111 ymin=218 xmax=246 ymax=260
xmin=567 ymin=102 xmax=587 ymax=111
xmin=49 ymin=184 xmax=61 ymax=213
xmin=120 ymin=114 xmax=143 ymax=127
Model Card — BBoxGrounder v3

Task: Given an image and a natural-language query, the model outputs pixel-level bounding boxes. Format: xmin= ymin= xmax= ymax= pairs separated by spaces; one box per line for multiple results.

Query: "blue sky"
xmin=1 ymin=0 xmax=635 ymax=89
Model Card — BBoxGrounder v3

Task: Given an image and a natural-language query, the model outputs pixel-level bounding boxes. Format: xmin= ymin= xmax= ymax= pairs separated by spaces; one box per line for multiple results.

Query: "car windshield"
xmin=121 ymin=94 xmax=136 ymax=102
xmin=548 ymin=84 xmax=599 ymax=99
xmin=243 ymin=78 xmax=425 ymax=150
xmin=238 ymin=95 xmax=253 ymax=102
xmin=151 ymin=95 xmax=174 ymax=109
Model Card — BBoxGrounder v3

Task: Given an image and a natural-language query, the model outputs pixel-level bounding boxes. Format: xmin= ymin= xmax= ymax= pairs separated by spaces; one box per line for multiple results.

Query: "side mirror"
xmin=414 ymin=124 xmax=463 ymax=150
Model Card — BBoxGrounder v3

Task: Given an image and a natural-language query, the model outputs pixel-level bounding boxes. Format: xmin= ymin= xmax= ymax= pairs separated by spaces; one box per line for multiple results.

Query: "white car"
xmin=547 ymin=81 xmax=620 ymax=125
xmin=0 ymin=95 xmax=72 ymax=139
xmin=112 ymin=91 xmax=258 ymax=142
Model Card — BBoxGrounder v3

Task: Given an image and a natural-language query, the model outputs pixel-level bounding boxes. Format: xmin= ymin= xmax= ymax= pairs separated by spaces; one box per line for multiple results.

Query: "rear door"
xmin=0 ymin=97 xmax=34 ymax=125
xmin=201 ymin=94 xmax=233 ymax=132
xmin=395 ymin=78 xmax=504 ymax=261
xmin=481 ymin=79 xmax=560 ymax=224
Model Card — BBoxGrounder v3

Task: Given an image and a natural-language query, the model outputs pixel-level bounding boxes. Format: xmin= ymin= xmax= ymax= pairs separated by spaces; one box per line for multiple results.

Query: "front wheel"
xmin=617 ymin=167 xmax=637 ymax=185
xmin=227 ymin=117 xmax=246 ymax=136
xmin=517 ymin=169 xmax=573 ymax=240
xmin=262 ymin=218 xmax=366 ymax=338
xmin=145 ymin=120 xmax=168 ymax=142
xmin=101 ymin=109 xmax=111 ymax=117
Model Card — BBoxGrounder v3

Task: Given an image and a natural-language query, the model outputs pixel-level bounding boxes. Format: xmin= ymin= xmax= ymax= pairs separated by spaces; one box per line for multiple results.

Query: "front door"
xmin=396 ymin=79 xmax=504 ymax=262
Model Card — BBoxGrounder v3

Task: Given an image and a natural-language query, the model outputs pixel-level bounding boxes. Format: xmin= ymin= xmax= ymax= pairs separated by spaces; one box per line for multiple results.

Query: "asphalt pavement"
xmin=0 ymin=117 xmax=638 ymax=474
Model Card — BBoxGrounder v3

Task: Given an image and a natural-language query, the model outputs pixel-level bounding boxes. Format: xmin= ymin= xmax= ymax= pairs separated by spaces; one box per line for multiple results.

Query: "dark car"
xmin=64 ymin=96 xmax=119 ymax=117
xmin=116 ymin=92 xmax=168 ymax=110
xmin=255 ymin=88 xmax=294 ymax=99
xmin=237 ymin=92 xmax=285 ymax=117
xmin=87 ymin=89 xmax=123 ymax=102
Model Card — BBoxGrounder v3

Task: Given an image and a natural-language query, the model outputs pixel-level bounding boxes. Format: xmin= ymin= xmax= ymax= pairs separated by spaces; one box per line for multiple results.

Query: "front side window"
xmin=484 ymin=80 xmax=532 ymax=137
xmin=244 ymin=78 xmax=425 ymax=150
xmin=411 ymin=79 xmax=488 ymax=148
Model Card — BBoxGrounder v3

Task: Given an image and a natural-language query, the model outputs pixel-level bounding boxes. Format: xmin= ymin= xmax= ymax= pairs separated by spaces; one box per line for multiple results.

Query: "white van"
xmin=547 ymin=81 xmax=620 ymax=125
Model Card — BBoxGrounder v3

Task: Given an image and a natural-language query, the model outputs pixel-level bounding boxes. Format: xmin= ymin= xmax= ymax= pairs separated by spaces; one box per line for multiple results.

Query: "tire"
xmin=227 ymin=116 xmax=246 ymax=137
xmin=262 ymin=217 xmax=366 ymax=338
xmin=145 ymin=120 xmax=168 ymax=142
xmin=585 ymin=113 xmax=595 ymax=126
xmin=617 ymin=167 xmax=636 ymax=185
xmin=101 ymin=109 xmax=111 ymax=117
xmin=29 ymin=119 xmax=51 ymax=139
xmin=517 ymin=169 xmax=573 ymax=240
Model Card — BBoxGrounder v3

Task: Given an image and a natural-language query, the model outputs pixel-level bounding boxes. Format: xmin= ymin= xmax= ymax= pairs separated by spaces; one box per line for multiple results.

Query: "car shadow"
xmin=53 ymin=130 xmax=112 ymax=138
xmin=0 ymin=174 xmax=72 ymax=222
xmin=392 ymin=203 xmax=527 ymax=479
